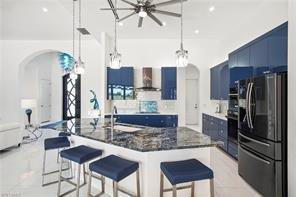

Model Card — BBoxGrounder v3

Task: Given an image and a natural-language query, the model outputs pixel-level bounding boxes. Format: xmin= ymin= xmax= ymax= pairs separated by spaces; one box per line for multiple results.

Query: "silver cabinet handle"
xmin=239 ymin=133 xmax=270 ymax=147
xmin=240 ymin=145 xmax=271 ymax=165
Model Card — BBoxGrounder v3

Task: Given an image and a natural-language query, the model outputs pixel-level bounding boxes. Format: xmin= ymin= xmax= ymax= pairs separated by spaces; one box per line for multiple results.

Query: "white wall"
xmin=288 ymin=0 xmax=296 ymax=195
xmin=1 ymin=39 xmax=105 ymax=124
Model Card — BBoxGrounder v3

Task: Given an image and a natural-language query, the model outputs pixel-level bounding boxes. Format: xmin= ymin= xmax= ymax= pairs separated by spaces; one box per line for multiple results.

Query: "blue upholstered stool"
xmin=88 ymin=154 xmax=140 ymax=197
xmin=57 ymin=145 xmax=103 ymax=197
xmin=42 ymin=136 xmax=71 ymax=186
xmin=160 ymin=159 xmax=214 ymax=197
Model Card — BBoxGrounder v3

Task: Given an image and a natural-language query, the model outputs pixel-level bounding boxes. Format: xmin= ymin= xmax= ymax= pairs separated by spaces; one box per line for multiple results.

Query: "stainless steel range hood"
xmin=136 ymin=67 xmax=160 ymax=91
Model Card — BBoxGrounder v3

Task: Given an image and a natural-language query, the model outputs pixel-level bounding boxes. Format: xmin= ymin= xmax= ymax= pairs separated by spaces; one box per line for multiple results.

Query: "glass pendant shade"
xmin=176 ymin=48 xmax=188 ymax=67
xmin=75 ymin=57 xmax=85 ymax=75
xmin=110 ymin=51 xmax=122 ymax=69
xmin=70 ymin=71 xmax=78 ymax=80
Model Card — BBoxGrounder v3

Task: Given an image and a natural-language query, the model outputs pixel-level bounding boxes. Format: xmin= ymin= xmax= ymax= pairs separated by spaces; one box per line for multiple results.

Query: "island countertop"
xmin=51 ymin=118 xmax=218 ymax=152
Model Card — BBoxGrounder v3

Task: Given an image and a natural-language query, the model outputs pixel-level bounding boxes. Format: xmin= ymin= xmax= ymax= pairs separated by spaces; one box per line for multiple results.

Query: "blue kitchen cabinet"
xmin=107 ymin=67 xmax=134 ymax=100
xmin=161 ymin=67 xmax=177 ymax=100
xmin=250 ymin=37 xmax=269 ymax=76
xmin=268 ymin=23 xmax=288 ymax=73
xmin=237 ymin=47 xmax=250 ymax=68
xmin=106 ymin=115 xmax=178 ymax=128
xmin=210 ymin=66 xmax=220 ymax=100
xmin=210 ymin=61 xmax=229 ymax=100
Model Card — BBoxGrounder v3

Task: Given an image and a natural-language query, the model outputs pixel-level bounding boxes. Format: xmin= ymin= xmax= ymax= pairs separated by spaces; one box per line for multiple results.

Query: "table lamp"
xmin=21 ymin=99 xmax=37 ymax=127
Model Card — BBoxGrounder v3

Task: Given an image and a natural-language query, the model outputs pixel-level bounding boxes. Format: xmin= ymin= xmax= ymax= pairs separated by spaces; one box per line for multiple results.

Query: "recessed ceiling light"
xmin=162 ymin=22 xmax=166 ymax=26
xmin=209 ymin=6 xmax=215 ymax=12
xmin=119 ymin=22 xmax=124 ymax=26
xmin=42 ymin=7 xmax=48 ymax=12
xmin=194 ymin=29 xmax=200 ymax=34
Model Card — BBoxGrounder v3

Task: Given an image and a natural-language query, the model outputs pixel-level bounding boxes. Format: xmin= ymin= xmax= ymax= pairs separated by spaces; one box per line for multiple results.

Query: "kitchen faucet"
xmin=111 ymin=105 xmax=118 ymax=129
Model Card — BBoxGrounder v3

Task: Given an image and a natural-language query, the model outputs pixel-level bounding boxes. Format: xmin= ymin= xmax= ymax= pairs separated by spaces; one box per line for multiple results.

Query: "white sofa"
xmin=0 ymin=123 xmax=22 ymax=150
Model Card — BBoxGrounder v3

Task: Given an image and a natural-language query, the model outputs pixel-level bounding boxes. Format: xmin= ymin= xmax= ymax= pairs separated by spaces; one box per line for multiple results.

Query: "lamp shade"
xmin=21 ymin=99 xmax=37 ymax=109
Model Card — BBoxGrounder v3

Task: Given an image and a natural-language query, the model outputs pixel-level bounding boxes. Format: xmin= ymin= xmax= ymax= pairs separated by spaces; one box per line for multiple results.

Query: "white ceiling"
xmin=0 ymin=0 xmax=288 ymax=41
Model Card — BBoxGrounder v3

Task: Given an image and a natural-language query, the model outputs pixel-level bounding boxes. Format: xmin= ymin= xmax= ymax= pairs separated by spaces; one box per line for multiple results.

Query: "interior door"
xmin=186 ymin=79 xmax=199 ymax=125
xmin=39 ymin=79 xmax=51 ymax=123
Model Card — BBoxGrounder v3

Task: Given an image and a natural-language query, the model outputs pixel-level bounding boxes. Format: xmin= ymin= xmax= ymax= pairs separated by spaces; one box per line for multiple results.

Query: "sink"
xmin=112 ymin=125 xmax=142 ymax=133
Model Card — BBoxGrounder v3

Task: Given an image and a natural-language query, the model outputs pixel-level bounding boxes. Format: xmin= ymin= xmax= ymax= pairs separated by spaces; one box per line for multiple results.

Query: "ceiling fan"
xmin=101 ymin=0 xmax=187 ymax=28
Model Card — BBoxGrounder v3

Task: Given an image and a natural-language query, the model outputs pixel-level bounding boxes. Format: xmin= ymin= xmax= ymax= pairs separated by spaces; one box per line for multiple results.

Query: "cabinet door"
xmin=219 ymin=63 xmax=229 ymax=100
xmin=107 ymin=67 xmax=121 ymax=85
xmin=161 ymin=67 xmax=177 ymax=100
xmin=268 ymin=25 xmax=288 ymax=73
xmin=237 ymin=47 xmax=250 ymax=68
xmin=250 ymin=38 xmax=269 ymax=76
xmin=209 ymin=120 xmax=219 ymax=140
xmin=121 ymin=67 xmax=134 ymax=86
xmin=210 ymin=66 xmax=220 ymax=100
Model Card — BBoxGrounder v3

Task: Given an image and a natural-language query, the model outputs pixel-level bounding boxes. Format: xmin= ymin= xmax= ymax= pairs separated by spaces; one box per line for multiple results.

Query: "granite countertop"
xmin=104 ymin=112 xmax=179 ymax=116
xmin=51 ymin=118 xmax=218 ymax=152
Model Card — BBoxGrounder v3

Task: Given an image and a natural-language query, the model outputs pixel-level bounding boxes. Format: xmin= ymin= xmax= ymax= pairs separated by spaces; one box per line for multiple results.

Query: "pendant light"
xmin=74 ymin=0 xmax=85 ymax=75
xmin=109 ymin=0 xmax=122 ymax=69
xmin=70 ymin=0 xmax=78 ymax=80
xmin=175 ymin=0 xmax=188 ymax=67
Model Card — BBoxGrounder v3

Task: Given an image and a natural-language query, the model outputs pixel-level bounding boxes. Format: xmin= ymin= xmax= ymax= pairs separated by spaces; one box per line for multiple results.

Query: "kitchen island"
xmin=52 ymin=118 xmax=218 ymax=197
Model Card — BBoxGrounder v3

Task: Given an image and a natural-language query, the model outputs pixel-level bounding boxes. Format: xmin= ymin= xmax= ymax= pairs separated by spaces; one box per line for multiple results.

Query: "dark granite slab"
xmin=50 ymin=118 xmax=218 ymax=152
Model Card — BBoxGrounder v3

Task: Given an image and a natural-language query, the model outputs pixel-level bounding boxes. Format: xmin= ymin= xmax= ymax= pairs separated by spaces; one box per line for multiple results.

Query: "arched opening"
xmin=185 ymin=64 xmax=200 ymax=127
xmin=18 ymin=50 xmax=75 ymax=125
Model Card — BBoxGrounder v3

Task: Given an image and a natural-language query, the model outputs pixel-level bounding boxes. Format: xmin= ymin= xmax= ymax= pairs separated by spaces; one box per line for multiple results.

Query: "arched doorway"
xmin=185 ymin=64 xmax=200 ymax=126
xmin=18 ymin=50 xmax=80 ymax=124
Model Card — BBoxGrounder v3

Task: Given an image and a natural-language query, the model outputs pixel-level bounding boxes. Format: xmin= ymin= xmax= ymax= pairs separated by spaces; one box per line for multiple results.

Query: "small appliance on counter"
xmin=138 ymin=101 xmax=158 ymax=113
xmin=237 ymin=72 xmax=287 ymax=197
xmin=215 ymin=101 xmax=221 ymax=113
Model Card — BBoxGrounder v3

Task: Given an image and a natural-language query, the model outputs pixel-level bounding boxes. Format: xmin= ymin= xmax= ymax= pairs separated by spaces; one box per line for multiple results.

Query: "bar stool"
xmin=56 ymin=132 xmax=72 ymax=163
xmin=88 ymin=154 xmax=140 ymax=197
xmin=42 ymin=136 xmax=71 ymax=186
xmin=160 ymin=159 xmax=214 ymax=197
xmin=57 ymin=145 xmax=103 ymax=197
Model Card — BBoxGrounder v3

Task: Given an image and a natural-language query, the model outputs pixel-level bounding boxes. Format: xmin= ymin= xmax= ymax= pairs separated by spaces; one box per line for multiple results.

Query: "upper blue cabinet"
xmin=228 ymin=22 xmax=288 ymax=89
xmin=210 ymin=61 xmax=229 ymax=100
xmin=107 ymin=67 xmax=134 ymax=100
xmin=161 ymin=67 xmax=177 ymax=100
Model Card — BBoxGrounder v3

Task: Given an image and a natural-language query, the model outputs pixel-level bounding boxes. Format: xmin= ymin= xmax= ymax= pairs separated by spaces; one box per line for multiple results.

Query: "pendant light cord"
xmin=73 ymin=0 xmax=75 ymax=59
xmin=180 ymin=0 xmax=183 ymax=50
xmin=79 ymin=0 xmax=82 ymax=58
xmin=114 ymin=0 xmax=118 ymax=52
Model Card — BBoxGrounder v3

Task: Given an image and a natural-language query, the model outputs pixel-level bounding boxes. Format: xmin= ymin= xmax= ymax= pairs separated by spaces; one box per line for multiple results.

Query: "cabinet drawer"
xmin=218 ymin=126 xmax=228 ymax=139
xmin=219 ymin=119 xmax=227 ymax=127
xmin=217 ymin=136 xmax=228 ymax=152
xmin=202 ymin=113 xmax=209 ymax=120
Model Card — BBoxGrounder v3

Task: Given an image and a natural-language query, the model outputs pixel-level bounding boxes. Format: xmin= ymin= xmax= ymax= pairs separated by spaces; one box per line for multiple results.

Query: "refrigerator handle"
xmin=246 ymin=83 xmax=251 ymax=128
xmin=248 ymin=82 xmax=254 ymax=129
xmin=239 ymin=145 xmax=271 ymax=165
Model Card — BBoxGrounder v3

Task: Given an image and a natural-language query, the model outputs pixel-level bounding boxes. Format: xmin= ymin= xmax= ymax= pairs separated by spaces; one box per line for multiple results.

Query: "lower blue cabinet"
xmin=202 ymin=113 xmax=238 ymax=160
xmin=105 ymin=115 xmax=178 ymax=128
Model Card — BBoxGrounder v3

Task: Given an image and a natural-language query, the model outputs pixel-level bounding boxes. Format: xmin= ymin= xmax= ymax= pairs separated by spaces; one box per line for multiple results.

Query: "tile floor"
xmin=0 ymin=128 xmax=261 ymax=197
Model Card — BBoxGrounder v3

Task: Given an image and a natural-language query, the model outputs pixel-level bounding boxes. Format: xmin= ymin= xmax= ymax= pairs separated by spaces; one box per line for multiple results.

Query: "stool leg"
xmin=87 ymin=171 xmax=92 ymax=197
xmin=42 ymin=150 xmax=46 ymax=186
xmin=136 ymin=169 xmax=140 ymax=197
xmin=191 ymin=182 xmax=195 ymax=197
xmin=160 ymin=172 xmax=164 ymax=197
xmin=76 ymin=164 xmax=81 ymax=197
xmin=210 ymin=179 xmax=214 ymax=197
xmin=83 ymin=164 xmax=86 ymax=185
xmin=57 ymin=157 xmax=63 ymax=196
xmin=113 ymin=181 xmax=118 ymax=197
xmin=57 ymin=148 xmax=59 ymax=163
xmin=172 ymin=185 xmax=177 ymax=197
xmin=101 ymin=176 xmax=105 ymax=193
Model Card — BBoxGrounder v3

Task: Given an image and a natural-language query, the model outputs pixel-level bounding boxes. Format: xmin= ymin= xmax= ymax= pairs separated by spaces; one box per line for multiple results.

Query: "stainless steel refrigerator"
xmin=237 ymin=73 xmax=287 ymax=197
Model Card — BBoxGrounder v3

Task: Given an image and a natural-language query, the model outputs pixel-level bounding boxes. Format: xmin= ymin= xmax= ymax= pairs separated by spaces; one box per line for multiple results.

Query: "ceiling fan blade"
xmin=152 ymin=0 xmax=188 ymax=8
xmin=147 ymin=12 xmax=163 ymax=26
xmin=101 ymin=8 xmax=135 ymax=10
xmin=118 ymin=11 xmax=137 ymax=22
xmin=107 ymin=0 xmax=119 ymax=19
xmin=152 ymin=9 xmax=181 ymax=17
xmin=121 ymin=0 xmax=137 ymax=7
xmin=138 ymin=17 xmax=144 ymax=27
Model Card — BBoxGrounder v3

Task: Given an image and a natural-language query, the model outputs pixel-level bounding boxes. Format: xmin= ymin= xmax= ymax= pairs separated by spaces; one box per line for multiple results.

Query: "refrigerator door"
xmin=238 ymin=79 xmax=252 ymax=132
xmin=238 ymin=145 xmax=282 ymax=197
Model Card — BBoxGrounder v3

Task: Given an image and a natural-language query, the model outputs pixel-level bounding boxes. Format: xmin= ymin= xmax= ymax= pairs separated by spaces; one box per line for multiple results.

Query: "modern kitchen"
xmin=0 ymin=0 xmax=295 ymax=197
